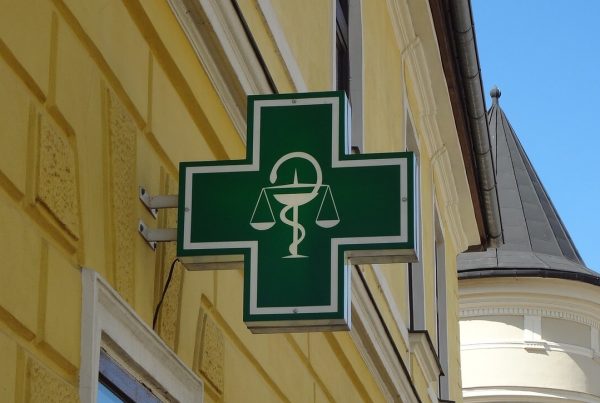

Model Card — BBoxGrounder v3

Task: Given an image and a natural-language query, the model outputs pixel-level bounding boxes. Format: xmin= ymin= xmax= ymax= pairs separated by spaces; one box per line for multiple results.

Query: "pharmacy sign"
xmin=177 ymin=92 xmax=415 ymax=333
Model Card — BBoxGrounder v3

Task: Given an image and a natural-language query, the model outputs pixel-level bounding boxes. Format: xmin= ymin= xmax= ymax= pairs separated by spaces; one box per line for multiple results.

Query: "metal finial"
xmin=490 ymin=86 xmax=501 ymax=104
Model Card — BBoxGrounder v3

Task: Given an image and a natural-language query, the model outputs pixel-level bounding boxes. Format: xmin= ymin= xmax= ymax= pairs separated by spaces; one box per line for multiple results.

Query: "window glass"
xmin=81 ymin=270 xmax=202 ymax=403
xmin=98 ymin=383 xmax=127 ymax=403
xmin=98 ymin=349 xmax=163 ymax=403
xmin=336 ymin=0 xmax=363 ymax=149
xmin=336 ymin=0 xmax=350 ymax=98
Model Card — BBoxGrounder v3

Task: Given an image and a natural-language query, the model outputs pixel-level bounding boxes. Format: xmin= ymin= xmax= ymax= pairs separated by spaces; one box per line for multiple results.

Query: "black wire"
xmin=153 ymin=258 xmax=180 ymax=330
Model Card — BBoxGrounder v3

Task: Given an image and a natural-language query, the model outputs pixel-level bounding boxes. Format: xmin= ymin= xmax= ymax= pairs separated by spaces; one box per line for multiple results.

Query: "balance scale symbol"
xmin=250 ymin=152 xmax=340 ymax=258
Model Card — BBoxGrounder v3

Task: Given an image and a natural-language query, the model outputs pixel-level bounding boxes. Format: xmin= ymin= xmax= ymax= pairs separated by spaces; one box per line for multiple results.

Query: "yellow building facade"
xmin=0 ymin=0 xmax=495 ymax=402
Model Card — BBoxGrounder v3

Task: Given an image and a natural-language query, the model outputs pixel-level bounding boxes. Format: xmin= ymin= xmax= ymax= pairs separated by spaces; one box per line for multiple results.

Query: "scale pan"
xmin=251 ymin=221 xmax=275 ymax=230
xmin=316 ymin=219 xmax=339 ymax=228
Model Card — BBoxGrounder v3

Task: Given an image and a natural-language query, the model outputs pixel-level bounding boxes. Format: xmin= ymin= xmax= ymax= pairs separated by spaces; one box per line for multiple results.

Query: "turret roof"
xmin=458 ymin=88 xmax=600 ymax=285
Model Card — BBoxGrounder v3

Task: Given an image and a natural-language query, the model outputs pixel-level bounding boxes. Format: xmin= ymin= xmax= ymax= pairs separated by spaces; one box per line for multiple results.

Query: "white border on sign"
xmin=181 ymin=95 xmax=408 ymax=316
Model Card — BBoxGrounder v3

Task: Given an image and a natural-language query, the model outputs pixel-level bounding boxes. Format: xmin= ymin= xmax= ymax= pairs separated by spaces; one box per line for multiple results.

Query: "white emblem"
xmin=250 ymin=152 xmax=340 ymax=258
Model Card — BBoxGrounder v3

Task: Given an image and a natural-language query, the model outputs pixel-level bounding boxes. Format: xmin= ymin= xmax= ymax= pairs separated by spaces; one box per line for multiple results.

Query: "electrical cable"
xmin=153 ymin=257 xmax=180 ymax=330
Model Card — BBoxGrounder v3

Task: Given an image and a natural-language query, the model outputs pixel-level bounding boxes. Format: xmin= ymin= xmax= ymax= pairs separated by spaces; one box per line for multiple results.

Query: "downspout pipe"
xmin=448 ymin=0 xmax=503 ymax=247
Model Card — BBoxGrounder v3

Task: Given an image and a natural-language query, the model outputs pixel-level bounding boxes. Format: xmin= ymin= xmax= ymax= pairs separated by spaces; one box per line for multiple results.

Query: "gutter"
xmin=448 ymin=0 xmax=503 ymax=247
xmin=429 ymin=0 xmax=503 ymax=248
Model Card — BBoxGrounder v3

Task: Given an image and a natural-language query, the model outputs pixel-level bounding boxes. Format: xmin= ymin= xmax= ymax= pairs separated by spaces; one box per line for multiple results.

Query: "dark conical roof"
xmin=458 ymin=88 xmax=600 ymax=285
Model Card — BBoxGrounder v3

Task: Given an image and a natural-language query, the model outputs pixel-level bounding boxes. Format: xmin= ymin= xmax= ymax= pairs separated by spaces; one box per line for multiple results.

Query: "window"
xmin=336 ymin=0 xmax=350 ymax=97
xmin=434 ymin=208 xmax=449 ymax=400
xmin=405 ymin=109 xmax=425 ymax=331
xmin=80 ymin=269 xmax=203 ymax=403
xmin=98 ymin=349 xmax=163 ymax=403
xmin=336 ymin=0 xmax=363 ymax=150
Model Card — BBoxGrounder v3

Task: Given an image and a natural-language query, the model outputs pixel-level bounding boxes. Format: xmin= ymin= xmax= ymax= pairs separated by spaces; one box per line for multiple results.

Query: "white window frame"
xmin=434 ymin=205 xmax=449 ymax=400
xmin=79 ymin=268 xmax=203 ymax=403
xmin=405 ymin=100 xmax=425 ymax=332
xmin=333 ymin=0 xmax=364 ymax=150
xmin=348 ymin=0 xmax=364 ymax=150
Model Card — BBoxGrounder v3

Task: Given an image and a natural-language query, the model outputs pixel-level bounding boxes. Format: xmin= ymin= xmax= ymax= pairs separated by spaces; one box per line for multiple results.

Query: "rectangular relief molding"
xmin=104 ymin=89 xmax=137 ymax=304
xmin=26 ymin=354 xmax=78 ymax=402
xmin=523 ymin=314 xmax=547 ymax=351
xmin=38 ymin=116 xmax=80 ymax=238
xmin=31 ymin=111 xmax=81 ymax=253
xmin=592 ymin=327 xmax=600 ymax=361
xmin=193 ymin=306 xmax=225 ymax=396
xmin=154 ymin=172 xmax=183 ymax=350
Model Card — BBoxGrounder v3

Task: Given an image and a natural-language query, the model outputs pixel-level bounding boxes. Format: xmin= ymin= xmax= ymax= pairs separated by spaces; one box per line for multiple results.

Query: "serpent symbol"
xmin=250 ymin=152 xmax=340 ymax=258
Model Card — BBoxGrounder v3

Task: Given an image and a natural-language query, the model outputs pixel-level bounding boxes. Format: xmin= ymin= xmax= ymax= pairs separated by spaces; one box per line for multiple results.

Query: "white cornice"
xmin=409 ymin=332 xmax=442 ymax=384
xmin=386 ymin=0 xmax=471 ymax=253
xmin=386 ymin=0 xmax=443 ymax=162
xmin=167 ymin=0 xmax=272 ymax=141
xmin=432 ymin=147 xmax=468 ymax=251
xmin=351 ymin=269 xmax=419 ymax=403
xmin=459 ymin=278 xmax=600 ymax=328
xmin=256 ymin=0 xmax=307 ymax=92
xmin=460 ymin=306 xmax=600 ymax=329
xmin=410 ymin=44 xmax=468 ymax=252
xmin=371 ymin=265 xmax=411 ymax=347
xmin=385 ymin=0 xmax=416 ymax=49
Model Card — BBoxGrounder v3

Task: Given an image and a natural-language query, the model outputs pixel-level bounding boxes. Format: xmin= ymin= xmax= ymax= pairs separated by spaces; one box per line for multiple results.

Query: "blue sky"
xmin=472 ymin=1 xmax=600 ymax=271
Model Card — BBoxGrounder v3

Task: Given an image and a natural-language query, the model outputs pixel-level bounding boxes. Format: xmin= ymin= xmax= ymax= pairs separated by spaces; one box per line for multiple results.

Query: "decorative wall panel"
xmin=194 ymin=307 xmax=224 ymax=394
xmin=155 ymin=175 xmax=183 ymax=350
xmin=107 ymin=90 xmax=136 ymax=303
xmin=26 ymin=357 xmax=77 ymax=403
xmin=38 ymin=117 xmax=79 ymax=239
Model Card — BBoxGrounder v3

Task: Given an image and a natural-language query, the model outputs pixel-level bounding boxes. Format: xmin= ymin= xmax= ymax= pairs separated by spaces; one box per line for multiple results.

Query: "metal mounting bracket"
xmin=138 ymin=219 xmax=177 ymax=250
xmin=139 ymin=186 xmax=178 ymax=219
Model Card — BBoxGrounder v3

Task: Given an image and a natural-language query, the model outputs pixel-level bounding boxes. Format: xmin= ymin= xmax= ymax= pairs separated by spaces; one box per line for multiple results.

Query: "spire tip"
xmin=490 ymin=86 xmax=501 ymax=105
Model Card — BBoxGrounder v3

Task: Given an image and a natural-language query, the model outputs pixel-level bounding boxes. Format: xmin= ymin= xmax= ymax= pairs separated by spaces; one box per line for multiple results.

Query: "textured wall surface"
xmin=106 ymin=89 xmax=137 ymax=303
xmin=0 ymin=0 xmax=475 ymax=402
xmin=37 ymin=117 xmax=80 ymax=239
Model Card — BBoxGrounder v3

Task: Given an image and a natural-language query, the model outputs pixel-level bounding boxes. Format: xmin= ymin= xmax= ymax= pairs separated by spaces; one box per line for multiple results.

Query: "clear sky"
xmin=471 ymin=1 xmax=600 ymax=272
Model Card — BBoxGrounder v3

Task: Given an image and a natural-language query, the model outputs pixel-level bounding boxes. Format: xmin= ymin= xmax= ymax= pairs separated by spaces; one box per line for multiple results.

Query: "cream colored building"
xmin=0 ymin=0 xmax=499 ymax=402
xmin=459 ymin=89 xmax=600 ymax=402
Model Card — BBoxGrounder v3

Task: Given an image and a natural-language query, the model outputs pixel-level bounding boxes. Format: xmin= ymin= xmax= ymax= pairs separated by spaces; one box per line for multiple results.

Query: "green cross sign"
xmin=177 ymin=92 xmax=415 ymax=333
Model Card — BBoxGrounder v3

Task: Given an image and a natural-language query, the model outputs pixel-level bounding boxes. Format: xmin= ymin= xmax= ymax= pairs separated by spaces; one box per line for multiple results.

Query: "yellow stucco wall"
xmin=0 ymin=0 xmax=475 ymax=401
xmin=269 ymin=0 xmax=333 ymax=91
xmin=362 ymin=0 xmax=405 ymax=154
